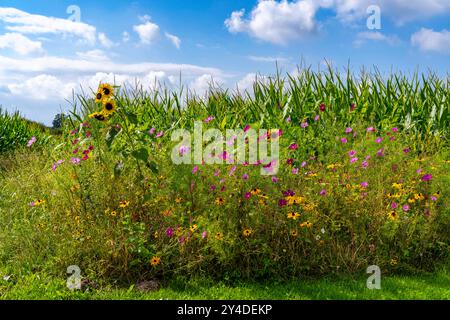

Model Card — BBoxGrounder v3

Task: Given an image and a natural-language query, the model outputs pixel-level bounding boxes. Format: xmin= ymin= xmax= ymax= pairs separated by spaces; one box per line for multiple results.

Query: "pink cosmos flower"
xmin=376 ymin=148 xmax=385 ymax=157
xmin=391 ymin=202 xmax=397 ymax=209
xmin=202 ymin=231 xmax=207 ymax=239
xmin=367 ymin=127 xmax=375 ymax=132
xmin=361 ymin=161 xmax=369 ymax=169
xmin=27 ymin=136 xmax=37 ymax=148
xmin=402 ymin=204 xmax=410 ymax=212
xmin=341 ymin=138 xmax=348 ymax=144
xmin=289 ymin=143 xmax=298 ymax=150
xmin=286 ymin=116 xmax=292 ymax=123
xmin=301 ymin=122 xmax=309 ymax=129
xmin=314 ymin=115 xmax=320 ymax=122
xmin=70 ymin=129 xmax=78 ymax=135
xmin=210 ymin=185 xmax=216 ymax=191
xmin=292 ymin=168 xmax=299 ymax=175
xmin=403 ymin=148 xmax=411 ymax=154
xmin=360 ymin=182 xmax=369 ymax=188
xmin=72 ymin=139 xmax=79 ymax=145
xmin=73 ymin=148 xmax=79 ymax=154
xmin=286 ymin=158 xmax=294 ymax=165
xmin=166 ymin=228 xmax=174 ymax=237
xmin=179 ymin=145 xmax=189 ymax=155
xmin=421 ymin=174 xmax=432 ymax=182
xmin=244 ymin=125 xmax=251 ymax=133
xmin=272 ymin=176 xmax=279 ymax=183
xmin=156 ymin=131 xmax=164 ymax=138
xmin=416 ymin=168 xmax=423 ymax=174
xmin=392 ymin=127 xmax=398 ymax=132
xmin=375 ymin=137 xmax=383 ymax=143
xmin=214 ymin=170 xmax=220 ymax=177
xmin=350 ymin=157 xmax=359 ymax=163
xmin=204 ymin=116 xmax=214 ymax=123
xmin=192 ymin=166 xmax=198 ymax=174
xmin=71 ymin=157 xmax=81 ymax=165
xmin=345 ymin=127 xmax=353 ymax=134
xmin=348 ymin=150 xmax=357 ymax=157
xmin=301 ymin=161 xmax=307 ymax=168
xmin=431 ymin=196 xmax=437 ymax=202
xmin=229 ymin=166 xmax=237 ymax=177
xmin=350 ymin=104 xmax=356 ymax=111
xmin=319 ymin=189 xmax=327 ymax=196
xmin=149 ymin=127 xmax=156 ymax=135
xmin=242 ymin=174 xmax=249 ymax=180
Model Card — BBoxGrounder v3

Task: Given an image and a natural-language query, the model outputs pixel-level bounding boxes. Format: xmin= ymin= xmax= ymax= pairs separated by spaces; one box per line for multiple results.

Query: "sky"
xmin=0 ymin=0 xmax=449 ymax=125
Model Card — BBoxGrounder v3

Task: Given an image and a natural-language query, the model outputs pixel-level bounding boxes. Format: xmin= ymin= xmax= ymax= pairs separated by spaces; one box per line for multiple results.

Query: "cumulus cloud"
xmin=75 ymin=49 xmax=110 ymax=61
xmin=7 ymin=74 xmax=76 ymax=100
xmin=189 ymin=74 xmax=225 ymax=96
xmin=98 ymin=32 xmax=115 ymax=48
xmin=411 ymin=28 xmax=450 ymax=54
xmin=248 ymin=55 xmax=290 ymax=63
xmin=165 ymin=32 xmax=181 ymax=49
xmin=122 ymin=31 xmax=130 ymax=43
xmin=353 ymin=31 xmax=400 ymax=47
xmin=0 ymin=33 xmax=43 ymax=55
xmin=133 ymin=18 xmax=160 ymax=44
xmin=0 ymin=7 xmax=97 ymax=44
xmin=225 ymin=0 xmax=318 ymax=45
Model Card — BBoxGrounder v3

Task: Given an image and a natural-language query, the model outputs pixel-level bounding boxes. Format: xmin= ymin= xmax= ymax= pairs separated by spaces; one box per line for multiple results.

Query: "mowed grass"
xmin=1 ymin=268 xmax=448 ymax=300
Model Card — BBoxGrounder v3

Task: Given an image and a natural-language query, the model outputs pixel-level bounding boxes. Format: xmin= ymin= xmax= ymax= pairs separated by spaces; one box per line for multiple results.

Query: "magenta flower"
xmin=82 ymin=155 xmax=89 ymax=161
xmin=350 ymin=157 xmax=359 ymax=163
xmin=391 ymin=202 xmax=397 ymax=209
xmin=85 ymin=131 xmax=91 ymax=138
xmin=402 ymin=204 xmax=410 ymax=212
xmin=70 ymin=129 xmax=78 ymax=135
xmin=289 ymin=143 xmax=298 ymax=150
xmin=340 ymin=138 xmax=348 ymax=144
xmin=319 ymin=189 xmax=327 ymax=196
xmin=286 ymin=116 xmax=292 ymax=123
xmin=202 ymin=231 xmax=207 ymax=239
xmin=345 ymin=127 xmax=353 ymax=134
xmin=271 ymin=176 xmax=279 ymax=183
xmin=403 ymin=148 xmax=411 ymax=154
xmin=71 ymin=157 xmax=81 ymax=165
xmin=156 ymin=131 xmax=164 ymax=138
xmin=242 ymin=174 xmax=249 ymax=180
xmin=204 ymin=116 xmax=215 ymax=123
xmin=367 ymin=127 xmax=375 ymax=132
xmin=301 ymin=122 xmax=309 ymax=129
xmin=286 ymin=158 xmax=294 ymax=165
xmin=229 ymin=166 xmax=237 ymax=177
xmin=278 ymin=199 xmax=287 ymax=207
xmin=416 ymin=168 xmax=423 ymax=174
xmin=214 ymin=170 xmax=220 ymax=177
xmin=360 ymin=182 xmax=369 ymax=188
xmin=192 ymin=166 xmax=199 ymax=174
xmin=314 ymin=115 xmax=320 ymax=122
xmin=149 ymin=127 xmax=156 ymax=135
xmin=73 ymin=148 xmax=79 ymax=154
xmin=72 ymin=139 xmax=79 ymax=145
xmin=431 ymin=196 xmax=437 ymax=202
xmin=392 ymin=127 xmax=398 ymax=132
xmin=376 ymin=148 xmax=385 ymax=157
xmin=166 ymin=228 xmax=174 ymax=237
xmin=319 ymin=103 xmax=326 ymax=112
xmin=292 ymin=168 xmax=299 ymax=175
xmin=375 ymin=137 xmax=383 ymax=143
xmin=244 ymin=125 xmax=251 ymax=133
xmin=348 ymin=150 xmax=357 ymax=157
xmin=421 ymin=174 xmax=433 ymax=182
xmin=361 ymin=161 xmax=369 ymax=169
xmin=210 ymin=185 xmax=217 ymax=191
xmin=179 ymin=145 xmax=189 ymax=155
xmin=350 ymin=103 xmax=356 ymax=111
xmin=301 ymin=161 xmax=307 ymax=168
xmin=27 ymin=136 xmax=37 ymax=148
xmin=245 ymin=192 xmax=252 ymax=199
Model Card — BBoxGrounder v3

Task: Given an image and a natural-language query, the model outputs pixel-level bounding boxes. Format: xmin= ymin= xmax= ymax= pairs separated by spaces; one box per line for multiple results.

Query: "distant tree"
xmin=52 ymin=113 xmax=65 ymax=130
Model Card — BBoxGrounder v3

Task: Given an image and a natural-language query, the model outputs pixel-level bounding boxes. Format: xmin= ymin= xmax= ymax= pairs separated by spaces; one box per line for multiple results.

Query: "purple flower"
xmin=319 ymin=189 xmax=327 ymax=196
xmin=245 ymin=192 xmax=252 ymax=199
xmin=348 ymin=150 xmax=357 ymax=157
xmin=319 ymin=103 xmax=326 ymax=112
xmin=361 ymin=161 xmax=369 ymax=169
xmin=292 ymin=168 xmax=299 ymax=175
xmin=402 ymin=204 xmax=410 ymax=212
xmin=27 ymin=136 xmax=37 ymax=148
xmin=314 ymin=115 xmax=320 ymax=122
xmin=179 ymin=145 xmax=189 ymax=155
xmin=156 ymin=131 xmax=164 ymax=138
xmin=286 ymin=116 xmax=292 ymax=123
xmin=416 ymin=168 xmax=423 ymax=174
xmin=242 ymin=174 xmax=249 ymax=180
xmin=403 ymin=148 xmax=411 ymax=154
xmin=345 ymin=127 xmax=353 ymax=134
xmin=289 ymin=143 xmax=298 ymax=150
xmin=202 ymin=231 xmax=207 ymax=239
xmin=340 ymin=138 xmax=348 ymax=144
xmin=301 ymin=122 xmax=309 ymax=129
xmin=375 ymin=137 xmax=383 ymax=144
xmin=244 ymin=125 xmax=251 ymax=133
xmin=286 ymin=158 xmax=294 ymax=165
xmin=376 ymin=148 xmax=385 ymax=157
xmin=166 ymin=228 xmax=174 ymax=237
xmin=350 ymin=103 xmax=356 ymax=111
xmin=350 ymin=157 xmax=359 ymax=163
xmin=229 ymin=166 xmax=237 ymax=177
xmin=70 ymin=157 xmax=81 ymax=165
xmin=204 ymin=116 xmax=215 ymax=123
xmin=192 ymin=166 xmax=198 ymax=174
xmin=392 ymin=127 xmax=398 ymax=133
xmin=210 ymin=185 xmax=216 ymax=191
xmin=360 ymin=182 xmax=369 ymax=188
xmin=391 ymin=202 xmax=397 ymax=209
xmin=278 ymin=199 xmax=287 ymax=207
xmin=421 ymin=174 xmax=433 ymax=182
xmin=431 ymin=196 xmax=437 ymax=202
xmin=149 ymin=127 xmax=156 ymax=135
xmin=367 ymin=127 xmax=375 ymax=132
xmin=301 ymin=161 xmax=307 ymax=168
xmin=271 ymin=176 xmax=279 ymax=183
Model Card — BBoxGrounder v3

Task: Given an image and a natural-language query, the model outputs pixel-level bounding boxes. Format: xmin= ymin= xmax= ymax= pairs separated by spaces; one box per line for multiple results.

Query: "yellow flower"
xmin=215 ymin=197 xmax=225 ymax=206
xmin=154 ymin=231 xmax=159 ymax=239
xmin=162 ymin=209 xmax=173 ymax=217
xmin=96 ymin=83 xmax=114 ymax=103
xmin=408 ymin=198 xmax=416 ymax=204
xmin=102 ymin=98 xmax=117 ymax=115
xmin=414 ymin=193 xmax=425 ymax=201
xmin=190 ymin=224 xmax=198 ymax=233
xmin=88 ymin=111 xmax=107 ymax=121
xmin=175 ymin=197 xmax=183 ymax=203
xmin=388 ymin=211 xmax=398 ymax=221
xmin=390 ymin=258 xmax=398 ymax=266
xmin=119 ymin=200 xmax=130 ymax=208
xmin=33 ymin=199 xmax=46 ymax=207
xmin=300 ymin=221 xmax=313 ymax=228
xmin=215 ymin=232 xmax=223 ymax=240
xmin=286 ymin=195 xmax=305 ymax=206
xmin=291 ymin=230 xmax=298 ymax=237
xmin=287 ymin=212 xmax=301 ymax=220
xmin=392 ymin=183 xmax=403 ymax=190
xmin=150 ymin=256 xmax=161 ymax=267
xmin=110 ymin=210 xmax=117 ymax=217
xmin=243 ymin=228 xmax=252 ymax=237
xmin=251 ymin=188 xmax=262 ymax=195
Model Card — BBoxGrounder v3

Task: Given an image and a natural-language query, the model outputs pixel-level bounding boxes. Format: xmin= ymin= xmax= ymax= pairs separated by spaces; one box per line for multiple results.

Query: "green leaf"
xmin=132 ymin=148 xmax=149 ymax=162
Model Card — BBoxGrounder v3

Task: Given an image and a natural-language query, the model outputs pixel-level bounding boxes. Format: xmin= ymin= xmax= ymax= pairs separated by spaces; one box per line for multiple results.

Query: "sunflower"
xmin=97 ymin=83 xmax=114 ymax=99
xmin=243 ymin=229 xmax=252 ymax=237
xmin=102 ymin=99 xmax=117 ymax=115
xmin=215 ymin=232 xmax=223 ymax=240
xmin=388 ymin=211 xmax=398 ymax=221
xmin=89 ymin=112 xmax=107 ymax=121
xmin=215 ymin=197 xmax=225 ymax=206
xmin=287 ymin=212 xmax=301 ymax=220
xmin=150 ymin=256 xmax=161 ymax=267
xmin=119 ymin=200 xmax=130 ymax=208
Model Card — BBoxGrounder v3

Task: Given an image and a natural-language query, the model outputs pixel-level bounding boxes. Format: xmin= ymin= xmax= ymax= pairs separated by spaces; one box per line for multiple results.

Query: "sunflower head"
xmin=388 ymin=211 xmax=398 ymax=221
xmin=102 ymin=99 xmax=117 ymax=115
xmin=215 ymin=197 xmax=225 ymax=206
xmin=89 ymin=112 xmax=107 ymax=121
xmin=98 ymin=83 xmax=114 ymax=97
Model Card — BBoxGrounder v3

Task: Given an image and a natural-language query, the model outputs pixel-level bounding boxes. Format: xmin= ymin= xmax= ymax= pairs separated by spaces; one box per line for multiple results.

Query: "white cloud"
xmin=248 ymin=55 xmax=290 ymax=63
xmin=122 ymin=31 xmax=130 ymax=43
xmin=0 ymin=7 xmax=97 ymax=44
xmin=353 ymin=31 xmax=400 ymax=47
xmin=330 ymin=0 xmax=450 ymax=25
xmin=225 ymin=0 xmax=318 ymax=45
xmin=7 ymin=74 xmax=76 ymax=100
xmin=98 ymin=32 xmax=115 ymax=48
xmin=411 ymin=28 xmax=450 ymax=54
xmin=0 ymin=33 xmax=43 ymax=55
xmin=189 ymin=74 xmax=225 ymax=96
xmin=75 ymin=49 xmax=109 ymax=61
xmin=133 ymin=20 xmax=160 ymax=44
xmin=165 ymin=32 xmax=181 ymax=49
xmin=236 ymin=73 xmax=257 ymax=91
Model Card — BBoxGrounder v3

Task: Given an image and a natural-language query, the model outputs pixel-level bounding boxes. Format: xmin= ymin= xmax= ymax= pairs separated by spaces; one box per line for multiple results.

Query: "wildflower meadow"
xmin=0 ymin=68 xmax=449 ymax=299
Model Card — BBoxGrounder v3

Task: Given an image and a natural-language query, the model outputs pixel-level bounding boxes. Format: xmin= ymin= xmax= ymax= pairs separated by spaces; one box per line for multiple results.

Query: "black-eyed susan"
xmin=388 ymin=211 xmax=398 ymax=221
xmin=250 ymin=188 xmax=261 ymax=196
xmin=215 ymin=232 xmax=223 ymax=240
xmin=190 ymin=224 xmax=198 ymax=233
xmin=390 ymin=258 xmax=398 ymax=266
xmin=291 ymin=230 xmax=298 ymax=237
xmin=243 ymin=228 xmax=252 ymax=237
xmin=102 ymin=98 xmax=117 ymax=115
xmin=300 ymin=221 xmax=313 ymax=228
xmin=150 ymin=256 xmax=161 ymax=267
xmin=110 ymin=210 xmax=118 ymax=217
xmin=154 ymin=231 xmax=159 ymax=239
xmin=119 ymin=200 xmax=130 ymax=208
xmin=287 ymin=212 xmax=301 ymax=220
xmin=175 ymin=197 xmax=183 ymax=204
xmin=215 ymin=197 xmax=225 ymax=206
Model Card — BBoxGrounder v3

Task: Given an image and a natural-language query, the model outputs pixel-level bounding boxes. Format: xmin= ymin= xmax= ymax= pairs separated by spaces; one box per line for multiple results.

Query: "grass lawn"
xmin=1 ymin=269 xmax=448 ymax=300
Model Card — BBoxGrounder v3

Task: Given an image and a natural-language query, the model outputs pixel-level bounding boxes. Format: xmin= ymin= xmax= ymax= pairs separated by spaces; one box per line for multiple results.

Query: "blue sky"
xmin=0 ymin=0 xmax=449 ymax=125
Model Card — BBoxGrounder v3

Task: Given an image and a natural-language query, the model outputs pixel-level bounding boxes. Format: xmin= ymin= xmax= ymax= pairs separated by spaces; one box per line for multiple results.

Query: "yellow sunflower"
xmin=215 ymin=197 xmax=225 ymax=206
xmin=119 ymin=200 xmax=130 ymax=208
xmin=102 ymin=99 xmax=117 ymax=115
xmin=96 ymin=83 xmax=114 ymax=102
xmin=388 ymin=211 xmax=398 ymax=221
xmin=88 ymin=111 xmax=107 ymax=121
